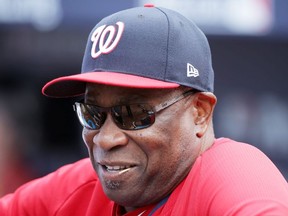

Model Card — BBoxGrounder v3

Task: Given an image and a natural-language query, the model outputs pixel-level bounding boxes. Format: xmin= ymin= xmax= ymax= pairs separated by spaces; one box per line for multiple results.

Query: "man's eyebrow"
xmin=84 ymin=93 xmax=146 ymax=105
xmin=84 ymin=94 xmax=98 ymax=104
xmin=118 ymin=94 xmax=147 ymax=104
xmin=124 ymin=89 xmax=175 ymax=104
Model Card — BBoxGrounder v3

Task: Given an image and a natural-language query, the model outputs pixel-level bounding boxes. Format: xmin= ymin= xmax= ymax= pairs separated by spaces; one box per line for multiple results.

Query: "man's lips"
xmin=104 ymin=165 xmax=135 ymax=174
xmin=96 ymin=160 xmax=141 ymax=190
xmin=98 ymin=161 xmax=137 ymax=174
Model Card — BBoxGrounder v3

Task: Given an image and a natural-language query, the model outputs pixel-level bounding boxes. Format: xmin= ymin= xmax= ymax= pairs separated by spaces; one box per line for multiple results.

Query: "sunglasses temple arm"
xmin=154 ymin=90 xmax=196 ymax=112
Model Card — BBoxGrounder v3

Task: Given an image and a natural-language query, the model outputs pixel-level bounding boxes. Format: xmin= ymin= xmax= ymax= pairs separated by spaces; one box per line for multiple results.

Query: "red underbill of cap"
xmin=42 ymin=72 xmax=180 ymax=98
xmin=144 ymin=3 xmax=155 ymax=7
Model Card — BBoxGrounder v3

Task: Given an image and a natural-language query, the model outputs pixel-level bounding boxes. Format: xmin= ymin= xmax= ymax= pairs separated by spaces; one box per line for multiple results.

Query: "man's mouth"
xmin=97 ymin=162 xmax=139 ymax=189
xmin=103 ymin=165 xmax=135 ymax=174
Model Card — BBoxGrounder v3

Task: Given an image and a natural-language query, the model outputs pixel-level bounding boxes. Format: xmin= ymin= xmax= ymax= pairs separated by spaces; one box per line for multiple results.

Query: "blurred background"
xmin=0 ymin=0 xmax=287 ymax=197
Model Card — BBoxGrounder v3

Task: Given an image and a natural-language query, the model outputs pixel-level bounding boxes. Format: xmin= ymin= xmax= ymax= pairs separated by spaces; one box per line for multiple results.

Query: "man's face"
xmin=82 ymin=84 xmax=201 ymax=209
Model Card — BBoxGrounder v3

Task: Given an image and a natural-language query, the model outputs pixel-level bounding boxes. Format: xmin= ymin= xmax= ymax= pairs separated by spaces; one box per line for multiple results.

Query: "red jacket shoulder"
xmin=0 ymin=158 xmax=98 ymax=215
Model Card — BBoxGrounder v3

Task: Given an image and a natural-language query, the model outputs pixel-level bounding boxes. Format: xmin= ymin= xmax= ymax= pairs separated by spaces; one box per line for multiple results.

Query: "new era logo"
xmin=187 ymin=63 xmax=199 ymax=77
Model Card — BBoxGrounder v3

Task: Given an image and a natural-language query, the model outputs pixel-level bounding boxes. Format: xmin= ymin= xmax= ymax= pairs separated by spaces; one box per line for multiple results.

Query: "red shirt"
xmin=1 ymin=138 xmax=288 ymax=215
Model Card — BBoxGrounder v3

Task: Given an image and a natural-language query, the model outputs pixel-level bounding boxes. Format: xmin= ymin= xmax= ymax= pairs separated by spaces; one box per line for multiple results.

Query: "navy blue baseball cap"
xmin=42 ymin=4 xmax=214 ymax=98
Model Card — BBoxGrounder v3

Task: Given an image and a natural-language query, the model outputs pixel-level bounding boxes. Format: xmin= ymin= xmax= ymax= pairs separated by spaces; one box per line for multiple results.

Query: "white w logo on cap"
xmin=90 ymin=21 xmax=125 ymax=59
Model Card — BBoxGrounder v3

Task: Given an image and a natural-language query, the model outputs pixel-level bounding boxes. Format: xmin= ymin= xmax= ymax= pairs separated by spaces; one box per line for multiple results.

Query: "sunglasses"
xmin=73 ymin=89 xmax=197 ymax=130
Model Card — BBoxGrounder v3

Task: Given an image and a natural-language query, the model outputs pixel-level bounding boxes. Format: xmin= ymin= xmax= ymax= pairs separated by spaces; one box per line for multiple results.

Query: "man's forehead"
xmin=86 ymin=83 xmax=178 ymax=95
xmin=85 ymin=83 xmax=180 ymax=102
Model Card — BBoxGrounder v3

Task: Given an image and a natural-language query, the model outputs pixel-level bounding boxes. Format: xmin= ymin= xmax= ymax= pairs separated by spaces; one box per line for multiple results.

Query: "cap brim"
xmin=42 ymin=72 xmax=180 ymax=98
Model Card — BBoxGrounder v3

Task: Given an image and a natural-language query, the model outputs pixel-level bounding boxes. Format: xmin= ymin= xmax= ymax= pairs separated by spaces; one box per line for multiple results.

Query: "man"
xmin=1 ymin=4 xmax=288 ymax=215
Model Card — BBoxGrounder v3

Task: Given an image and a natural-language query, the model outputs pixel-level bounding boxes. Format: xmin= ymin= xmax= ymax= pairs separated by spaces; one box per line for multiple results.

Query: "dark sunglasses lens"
xmin=111 ymin=104 xmax=155 ymax=130
xmin=75 ymin=103 xmax=106 ymax=130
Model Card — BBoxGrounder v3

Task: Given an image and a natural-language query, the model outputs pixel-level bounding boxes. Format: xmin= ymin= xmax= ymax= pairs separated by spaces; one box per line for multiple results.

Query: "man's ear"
xmin=193 ymin=92 xmax=217 ymax=137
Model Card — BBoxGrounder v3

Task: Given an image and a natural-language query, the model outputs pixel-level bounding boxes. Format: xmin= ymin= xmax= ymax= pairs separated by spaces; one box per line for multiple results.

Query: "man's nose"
xmin=93 ymin=114 xmax=129 ymax=151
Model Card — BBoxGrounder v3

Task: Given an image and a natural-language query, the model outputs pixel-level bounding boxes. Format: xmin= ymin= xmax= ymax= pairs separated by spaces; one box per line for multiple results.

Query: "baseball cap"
xmin=42 ymin=4 xmax=214 ymax=98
